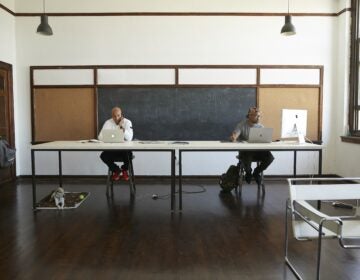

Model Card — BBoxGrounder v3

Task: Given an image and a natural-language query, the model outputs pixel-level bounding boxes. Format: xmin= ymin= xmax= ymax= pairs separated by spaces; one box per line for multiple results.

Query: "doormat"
xmin=37 ymin=192 xmax=90 ymax=210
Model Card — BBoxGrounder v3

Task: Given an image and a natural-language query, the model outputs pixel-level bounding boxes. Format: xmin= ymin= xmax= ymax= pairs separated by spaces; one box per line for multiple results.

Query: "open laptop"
xmin=101 ymin=129 xmax=125 ymax=143
xmin=248 ymin=127 xmax=273 ymax=143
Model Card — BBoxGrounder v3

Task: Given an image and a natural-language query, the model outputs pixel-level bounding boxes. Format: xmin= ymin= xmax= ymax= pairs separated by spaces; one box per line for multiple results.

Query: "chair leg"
xmin=316 ymin=223 xmax=324 ymax=280
xmin=285 ymin=199 xmax=290 ymax=258
xmin=284 ymin=199 xmax=304 ymax=280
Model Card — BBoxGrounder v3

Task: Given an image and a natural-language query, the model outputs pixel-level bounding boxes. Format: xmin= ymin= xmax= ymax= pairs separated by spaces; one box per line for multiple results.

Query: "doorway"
xmin=0 ymin=61 xmax=15 ymax=184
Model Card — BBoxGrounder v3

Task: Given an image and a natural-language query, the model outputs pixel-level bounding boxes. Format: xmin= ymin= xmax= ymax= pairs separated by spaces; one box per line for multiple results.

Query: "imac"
xmin=281 ymin=109 xmax=307 ymax=143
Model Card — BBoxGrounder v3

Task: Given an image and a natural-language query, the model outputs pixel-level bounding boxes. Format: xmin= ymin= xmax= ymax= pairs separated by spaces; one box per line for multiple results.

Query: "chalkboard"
xmin=97 ymin=87 xmax=256 ymax=140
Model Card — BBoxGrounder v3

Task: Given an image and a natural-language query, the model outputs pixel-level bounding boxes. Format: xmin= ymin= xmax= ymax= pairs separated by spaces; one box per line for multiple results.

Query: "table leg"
xmin=318 ymin=149 xmax=322 ymax=175
xmin=317 ymin=149 xmax=323 ymax=209
xmin=293 ymin=151 xmax=297 ymax=177
xmin=58 ymin=151 xmax=63 ymax=188
xmin=179 ymin=150 xmax=182 ymax=211
xmin=31 ymin=149 xmax=37 ymax=210
xmin=171 ymin=150 xmax=176 ymax=212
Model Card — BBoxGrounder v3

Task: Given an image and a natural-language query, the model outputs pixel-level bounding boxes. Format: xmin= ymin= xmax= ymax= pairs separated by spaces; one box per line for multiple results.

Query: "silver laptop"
xmin=102 ymin=129 xmax=125 ymax=143
xmin=248 ymin=127 xmax=273 ymax=143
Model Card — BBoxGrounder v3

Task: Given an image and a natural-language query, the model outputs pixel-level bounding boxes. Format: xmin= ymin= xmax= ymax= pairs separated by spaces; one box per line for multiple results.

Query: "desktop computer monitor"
xmin=281 ymin=109 xmax=307 ymax=141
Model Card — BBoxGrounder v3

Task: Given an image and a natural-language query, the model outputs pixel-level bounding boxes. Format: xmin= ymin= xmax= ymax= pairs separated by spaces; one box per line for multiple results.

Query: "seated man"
xmin=230 ymin=107 xmax=274 ymax=184
xmin=98 ymin=106 xmax=133 ymax=181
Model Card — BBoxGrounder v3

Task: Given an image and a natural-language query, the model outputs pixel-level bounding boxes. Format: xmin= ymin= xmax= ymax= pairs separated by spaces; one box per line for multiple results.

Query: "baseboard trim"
xmin=17 ymin=174 xmax=340 ymax=182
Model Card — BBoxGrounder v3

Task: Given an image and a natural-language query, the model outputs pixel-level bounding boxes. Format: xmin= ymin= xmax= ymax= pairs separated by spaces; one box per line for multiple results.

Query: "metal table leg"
xmin=31 ymin=149 xmax=37 ymax=210
xmin=171 ymin=150 xmax=176 ymax=212
xmin=179 ymin=150 xmax=182 ymax=211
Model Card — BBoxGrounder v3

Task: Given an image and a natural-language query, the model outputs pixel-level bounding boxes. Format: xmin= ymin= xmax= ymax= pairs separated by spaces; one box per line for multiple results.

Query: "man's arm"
xmin=230 ymin=132 xmax=239 ymax=142
xmin=122 ymin=119 xmax=133 ymax=141
xmin=230 ymin=122 xmax=242 ymax=142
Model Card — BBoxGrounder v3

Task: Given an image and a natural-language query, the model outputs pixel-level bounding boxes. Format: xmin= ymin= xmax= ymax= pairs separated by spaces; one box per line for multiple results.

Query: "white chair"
xmin=285 ymin=177 xmax=360 ymax=280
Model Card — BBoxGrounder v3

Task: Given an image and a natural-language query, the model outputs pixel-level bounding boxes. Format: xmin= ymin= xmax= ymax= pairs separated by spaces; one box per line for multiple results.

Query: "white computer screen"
xmin=281 ymin=109 xmax=307 ymax=138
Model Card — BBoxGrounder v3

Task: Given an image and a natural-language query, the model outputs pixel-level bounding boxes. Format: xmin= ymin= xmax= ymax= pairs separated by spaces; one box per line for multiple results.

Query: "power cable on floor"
xmin=151 ymin=184 xmax=206 ymax=200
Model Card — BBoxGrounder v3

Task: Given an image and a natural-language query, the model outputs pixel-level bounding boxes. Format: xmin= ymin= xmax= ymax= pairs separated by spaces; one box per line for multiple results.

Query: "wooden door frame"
xmin=0 ymin=61 xmax=16 ymax=181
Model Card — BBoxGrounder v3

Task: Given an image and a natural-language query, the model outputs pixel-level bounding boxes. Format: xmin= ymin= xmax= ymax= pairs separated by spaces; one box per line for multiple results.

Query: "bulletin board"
xmin=33 ymin=88 xmax=96 ymax=142
xmin=258 ymin=87 xmax=321 ymax=141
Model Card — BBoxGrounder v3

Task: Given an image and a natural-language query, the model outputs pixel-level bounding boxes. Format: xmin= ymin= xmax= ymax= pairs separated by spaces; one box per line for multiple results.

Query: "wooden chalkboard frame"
xmin=30 ymin=65 xmax=323 ymax=143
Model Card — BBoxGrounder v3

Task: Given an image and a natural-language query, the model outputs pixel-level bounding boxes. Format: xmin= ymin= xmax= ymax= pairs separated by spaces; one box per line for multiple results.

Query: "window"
xmin=349 ymin=0 xmax=360 ymax=136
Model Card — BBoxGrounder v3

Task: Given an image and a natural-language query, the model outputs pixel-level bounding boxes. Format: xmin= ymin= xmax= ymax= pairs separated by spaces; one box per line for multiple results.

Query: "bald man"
xmin=98 ymin=107 xmax=133 ymax=181
xmin=230 ymin=107 xmax=274 ymax=185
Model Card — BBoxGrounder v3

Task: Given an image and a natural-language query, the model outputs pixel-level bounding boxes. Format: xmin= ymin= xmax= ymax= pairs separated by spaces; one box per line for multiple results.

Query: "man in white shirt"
xmin=98 ymin=107 xmax=133 ymax=181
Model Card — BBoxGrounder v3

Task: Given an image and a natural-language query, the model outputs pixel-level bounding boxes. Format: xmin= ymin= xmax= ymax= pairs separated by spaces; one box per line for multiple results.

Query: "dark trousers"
xmin=100 ymin=151 xmax=132 ymax=172
xmin=239 ymin=151 xmax=274 ymax=174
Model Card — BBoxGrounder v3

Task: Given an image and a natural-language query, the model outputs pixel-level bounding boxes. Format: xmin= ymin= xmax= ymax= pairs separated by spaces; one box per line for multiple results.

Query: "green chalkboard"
xmin=98 ymin=87 xmax=256 ymax=141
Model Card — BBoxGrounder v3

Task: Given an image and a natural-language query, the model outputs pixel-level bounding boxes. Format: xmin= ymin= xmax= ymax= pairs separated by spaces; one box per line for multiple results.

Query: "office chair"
xmin=106 ymin=152 xmax=136 ymax=197
xmin=285 ymin=177 xmax=360 ymax=280
xmin=235 ymin=152 xmax=265 ymax=195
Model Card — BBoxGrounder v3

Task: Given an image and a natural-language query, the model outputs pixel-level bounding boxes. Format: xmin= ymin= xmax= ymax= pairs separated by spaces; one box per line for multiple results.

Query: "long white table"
xmin=177 ymin=141 xmax=324 ymax=211
xmin=31 ymin=140 xmax=323 ymax=212
xmin=31 ymin=141 xmax=178 ymax=211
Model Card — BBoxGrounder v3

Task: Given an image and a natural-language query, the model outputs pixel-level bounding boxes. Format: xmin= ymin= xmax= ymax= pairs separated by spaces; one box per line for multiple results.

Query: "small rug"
xmin=37 ymin=192 xmax=90 ymax=210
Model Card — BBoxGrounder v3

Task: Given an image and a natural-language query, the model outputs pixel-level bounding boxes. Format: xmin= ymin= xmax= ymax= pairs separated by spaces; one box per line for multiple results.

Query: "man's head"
xmin=247 ymin=107 xmax=261 ymax=124
xmin=112 ymin=107 xmax=122 ymax=124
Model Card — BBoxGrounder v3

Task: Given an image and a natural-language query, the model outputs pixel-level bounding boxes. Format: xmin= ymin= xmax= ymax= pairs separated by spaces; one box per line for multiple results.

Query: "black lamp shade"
xmin=37 ymin=14 xmax=53 ymax=36
xmin=281 ymin=15 xmax=296 ymax=36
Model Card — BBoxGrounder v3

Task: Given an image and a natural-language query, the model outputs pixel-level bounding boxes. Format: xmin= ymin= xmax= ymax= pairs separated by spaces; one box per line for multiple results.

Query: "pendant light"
xmin=281 ymin=0 xmax=296 ymax=36
xmin=36 ymin=0 xmax=53 ymax=36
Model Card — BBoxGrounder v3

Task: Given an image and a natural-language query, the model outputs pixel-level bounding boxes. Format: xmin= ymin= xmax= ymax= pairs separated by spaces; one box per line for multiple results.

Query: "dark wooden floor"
xmin=1 ymin=178 xmax=360 ymax=280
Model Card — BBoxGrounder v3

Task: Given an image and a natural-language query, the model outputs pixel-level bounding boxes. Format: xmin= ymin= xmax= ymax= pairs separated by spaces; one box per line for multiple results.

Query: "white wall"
xmin=0 ymin=3 xmax=15 ymax=64
xmin=0 ymin=0 xmax=14 ymax=11
xmin=14 ymin=0 xmax=339 ymax=14
xmin=1 ymin=0 xmax=355 ymax=176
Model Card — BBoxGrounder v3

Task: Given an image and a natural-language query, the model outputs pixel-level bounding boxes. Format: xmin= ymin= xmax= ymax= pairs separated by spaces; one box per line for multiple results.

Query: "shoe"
xmin=245 ymin=172 xmax=252 ymax=184
xmin=121 ymin=169 xmax=129 ymax=181
xmin=111 ymin=170 xmax=121 ymax=181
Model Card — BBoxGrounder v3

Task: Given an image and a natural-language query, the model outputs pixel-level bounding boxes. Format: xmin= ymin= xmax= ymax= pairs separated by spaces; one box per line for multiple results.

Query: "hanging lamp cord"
xmin=287 ymin=0 xmax=290 ymax=15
